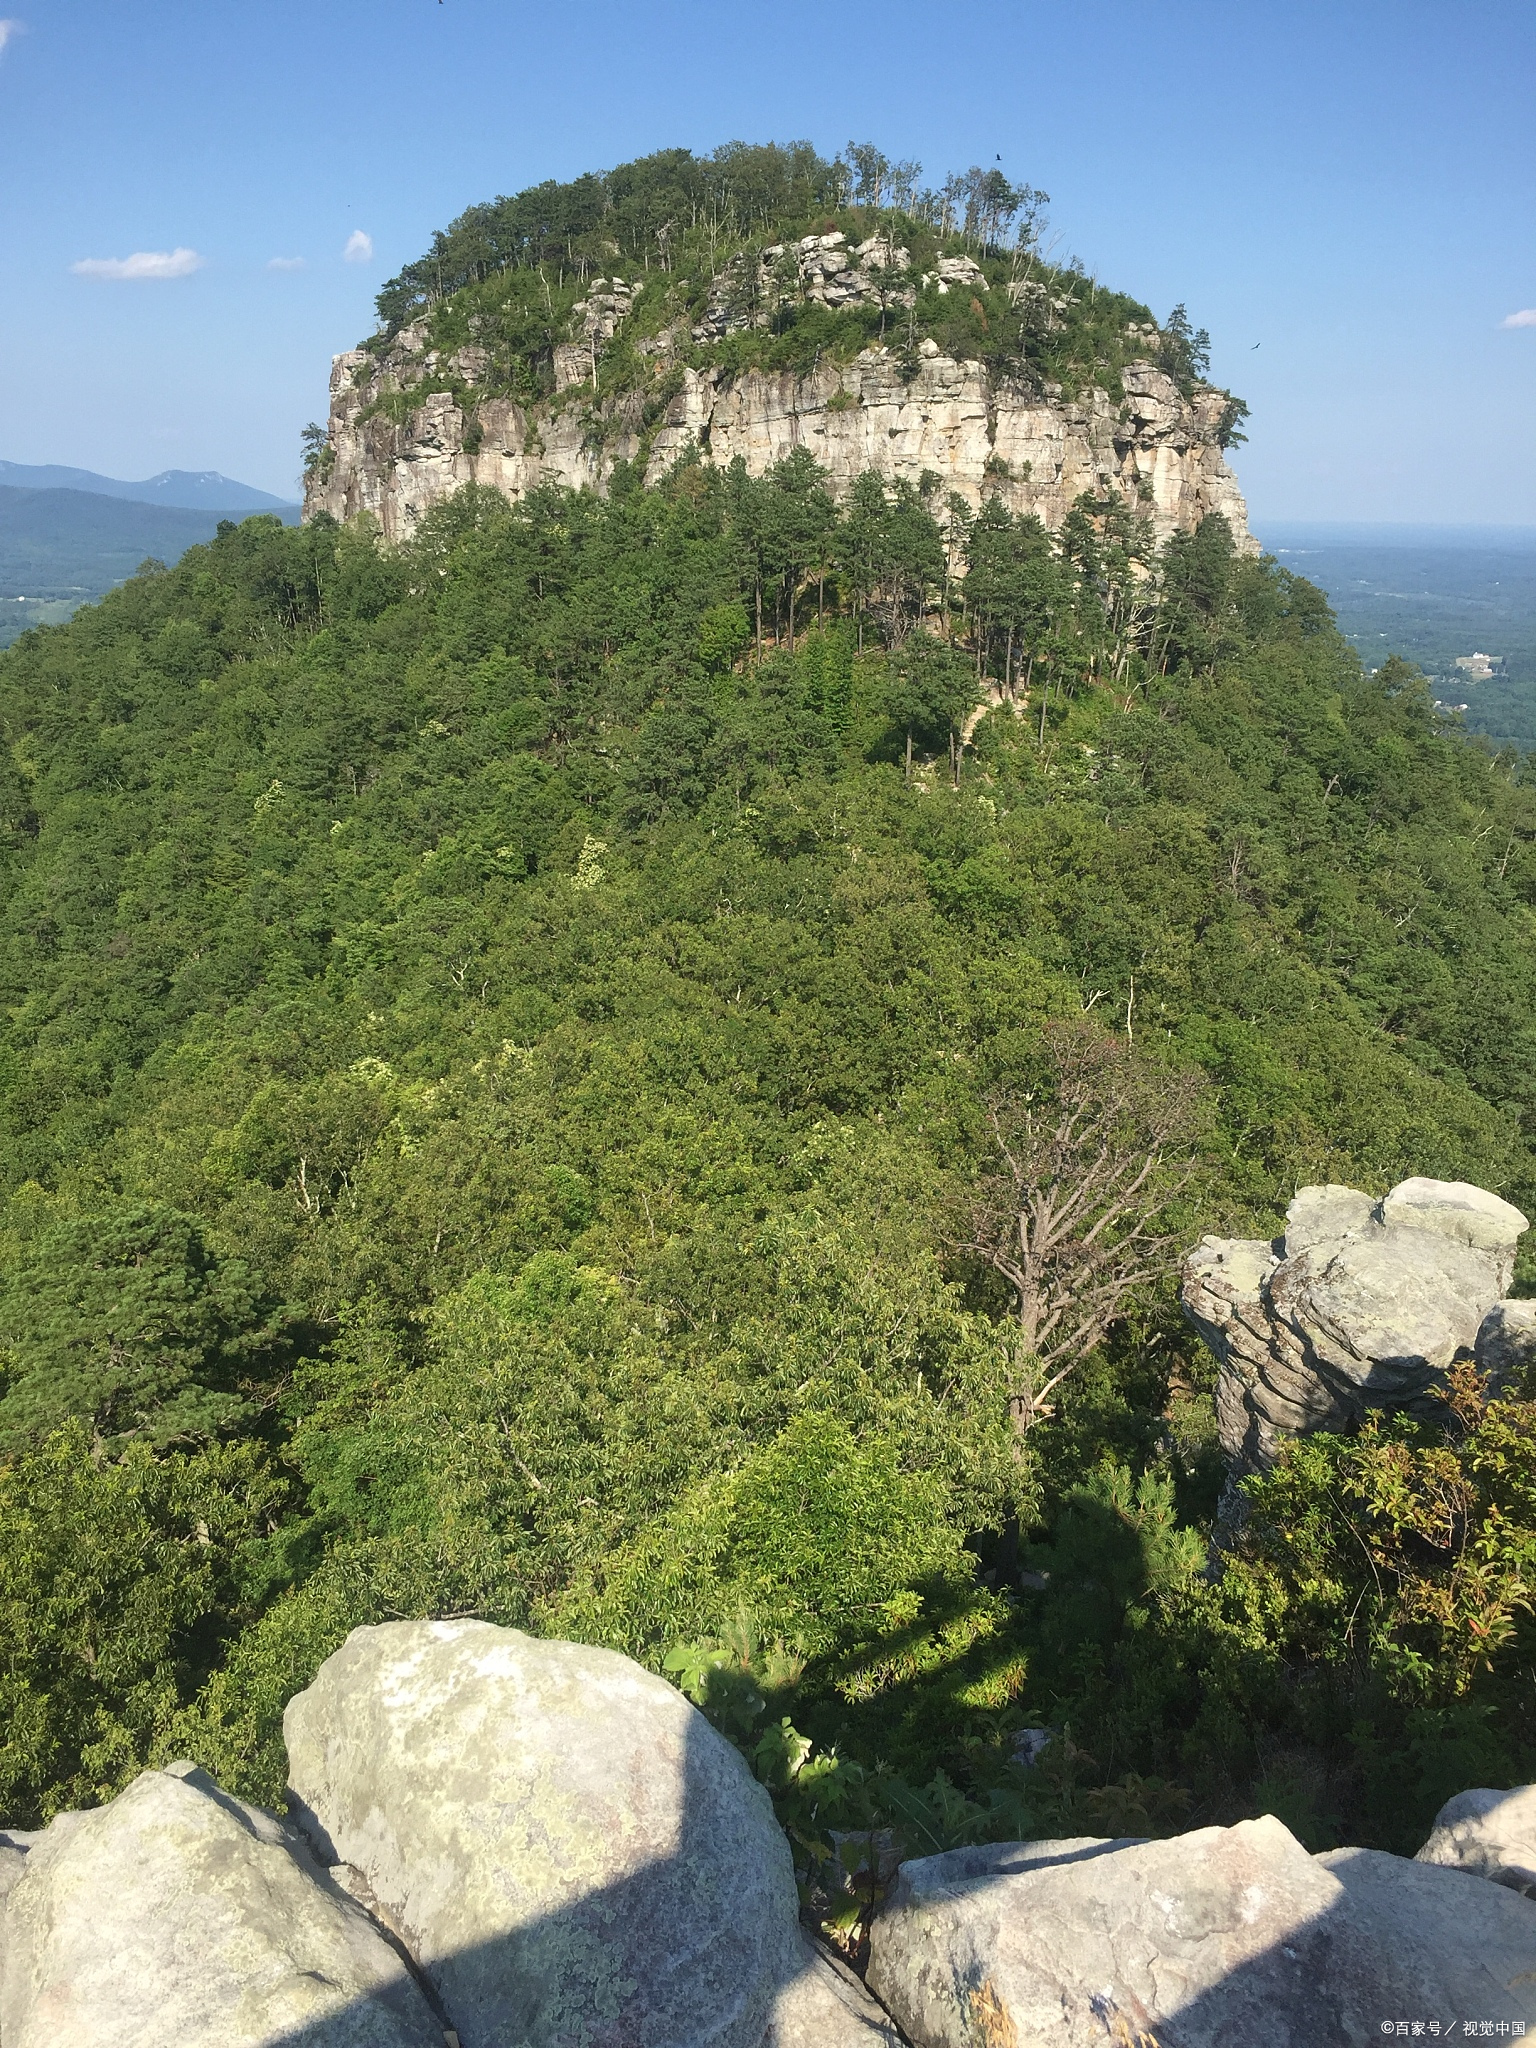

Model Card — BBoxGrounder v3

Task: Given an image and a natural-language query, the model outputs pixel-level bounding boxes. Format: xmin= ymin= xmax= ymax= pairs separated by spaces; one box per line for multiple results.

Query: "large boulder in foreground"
xmin=1416 ymin=1783 xmax=1536 ymax=1895
xmin=0 ymin=1763 xmax=441 ymax=2048
xmin=1319 ymin=1844 xmax=1536 ymax=2021
xmin=285 ymin=1618 xmax=872 ymax=2048
xmin=866 ymin=1816 xmax=1536 ymax=2045
xmin=867 ymin=1818 xmax=1339 ymax=2047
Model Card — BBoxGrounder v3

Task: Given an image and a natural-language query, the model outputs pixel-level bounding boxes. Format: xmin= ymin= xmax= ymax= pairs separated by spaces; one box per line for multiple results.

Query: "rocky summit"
xmin=303 ymin=145 xmax=1253 ymax=550
xmin=2 ymin=1620 xmax=1534 ymax=2045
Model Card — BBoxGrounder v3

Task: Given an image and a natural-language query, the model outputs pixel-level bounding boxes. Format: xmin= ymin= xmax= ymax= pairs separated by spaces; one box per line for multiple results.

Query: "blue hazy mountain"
xmin=0 ymin=460 xmax=297 ymax=513
xmin=0 ymin=484 xmax=301 ymax=648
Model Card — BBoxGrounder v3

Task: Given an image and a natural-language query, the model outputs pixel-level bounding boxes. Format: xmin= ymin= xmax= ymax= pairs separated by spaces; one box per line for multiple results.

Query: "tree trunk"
xmin=905 ymin=728 xmax=913 ymax=783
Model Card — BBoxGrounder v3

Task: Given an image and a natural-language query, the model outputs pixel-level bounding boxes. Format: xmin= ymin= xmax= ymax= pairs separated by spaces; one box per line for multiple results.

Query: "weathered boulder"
xmin=867 ymin=1818 xmax=1536 ymax=2045
xmin=1268 ymin=1228 xmax=1501 ymax=1397
xmin=867 ymin=1817 xmax=1342 ymax=2046
xmin=1379 ymin=1175 xmax=1527 ymax=1286
xmin=1319 ymin=1845 xmax=1536 ymax=2021
xmin=0 ymin=1763 xmax=441 ymax=2048
xmin=1182 ymin=1176 xmax=1529 ymax=1474
xmin=1416 ymin=1783 xmax=1536 ymax=1895
xmin=284 ymin=1618 xmax=839 ymax=2048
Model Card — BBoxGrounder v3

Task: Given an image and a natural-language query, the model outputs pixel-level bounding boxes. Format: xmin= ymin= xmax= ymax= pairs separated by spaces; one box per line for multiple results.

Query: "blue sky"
xmin=0 ymin=0 xmax=1531 ymax=519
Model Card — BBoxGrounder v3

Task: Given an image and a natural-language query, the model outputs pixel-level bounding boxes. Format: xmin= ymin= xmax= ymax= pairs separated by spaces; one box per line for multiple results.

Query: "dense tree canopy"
xmin=1 ymin=459 xmax=1533 ymax=1889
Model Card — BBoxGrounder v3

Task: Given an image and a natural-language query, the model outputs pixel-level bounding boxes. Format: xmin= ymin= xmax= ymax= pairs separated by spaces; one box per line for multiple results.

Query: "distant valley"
xmin=0 ymin=464 xmax=300 ymax=647
xmin=1259 ymin=521 xmax=1536 ymax=752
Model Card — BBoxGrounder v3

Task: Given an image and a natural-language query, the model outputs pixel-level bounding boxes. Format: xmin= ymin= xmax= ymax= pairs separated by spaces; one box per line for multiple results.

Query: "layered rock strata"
xmin=1181 ymin=1176 xmax=1531 ymax=1473
xmin=307 ymin=319 xmax=1254 ymax=552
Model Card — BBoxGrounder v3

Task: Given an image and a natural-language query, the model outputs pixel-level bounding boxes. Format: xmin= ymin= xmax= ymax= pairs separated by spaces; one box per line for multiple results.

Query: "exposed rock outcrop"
xmin=5 ymin=1622 xmax=1535 ymax=2043
xmin=868 ymin=1818 xmax=1335 ymax=2046
xmin=867 ymin=1817 xmax=1536 ymax=2045
xmin=1182 ymin=1175 xmax=1529 ymax=1473
xmin=284 ymin=1617 xmax=892 ymax=2048
xmin=1417 ymin=1784 xmax=1536 ymax=1897
xmin=0 ymin=1761 xmax=441 ymax=2048
xmin=307 ymin=319 xmax=1253 ymax=552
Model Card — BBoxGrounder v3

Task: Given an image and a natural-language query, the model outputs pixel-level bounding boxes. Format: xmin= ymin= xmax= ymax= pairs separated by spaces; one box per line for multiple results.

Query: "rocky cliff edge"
xmin=306 ymin=321 xmax=1255 ymax=553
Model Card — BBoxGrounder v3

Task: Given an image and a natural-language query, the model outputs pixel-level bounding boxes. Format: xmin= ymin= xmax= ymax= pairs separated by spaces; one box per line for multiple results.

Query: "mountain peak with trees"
xmin=303 ymin=141 xmax=1253 ymax=553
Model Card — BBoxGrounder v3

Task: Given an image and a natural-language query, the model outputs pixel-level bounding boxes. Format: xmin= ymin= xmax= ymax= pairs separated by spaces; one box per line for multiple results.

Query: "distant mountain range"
xmin=0 ymin=468 xmax=303 ymax=647
xmin=0 ymin=461 xmax=298 ymax=513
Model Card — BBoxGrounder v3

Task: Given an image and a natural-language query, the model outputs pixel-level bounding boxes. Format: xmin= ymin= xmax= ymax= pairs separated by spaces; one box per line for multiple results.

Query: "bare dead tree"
xmin=962 ymin=1020 xmax=1208 ymax=1432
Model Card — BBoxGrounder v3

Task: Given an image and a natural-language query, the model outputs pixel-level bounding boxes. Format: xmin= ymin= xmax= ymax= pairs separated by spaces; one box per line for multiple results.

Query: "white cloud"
xmin=267 ymin=256 xmax=306 ymax=271
xmin=0 ymin=21 xmax=23 ymax=57
xmin=72 ymin=247 xmax=203 ymax=281
xmin=343 ymin=230 xmax=373 ymax=264
xmin=1501 ymin=308 xmax=1536 ymax=329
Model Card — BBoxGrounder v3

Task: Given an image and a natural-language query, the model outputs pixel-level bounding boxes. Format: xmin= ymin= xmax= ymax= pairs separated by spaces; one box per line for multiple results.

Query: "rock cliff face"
xmin=306 ymin=319 xmax=1255 ymax=552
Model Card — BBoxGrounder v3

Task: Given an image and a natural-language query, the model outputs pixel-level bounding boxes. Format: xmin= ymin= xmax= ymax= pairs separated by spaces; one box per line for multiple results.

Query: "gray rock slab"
xmin=1479 ymin=1301 xmax=1536 ymax=1394
xmin=1416 ymin=1783 xmax=1536 ymax=1895
xmin=1379 ymin=1176 xmax=1528 ymax=1286
xmin=866 ymin=1815 xmax=1342 ymax=2047
xmin=0 ymin=1766 xmax=441 ymax=2048
xmin=1284 ymin=1183 xmax=1378 ymax=1256
xmin=284 ymin=1618 xmax=805 ymax=2048
xmin=1319 ymin=1845 xmax=1536 ymax=2020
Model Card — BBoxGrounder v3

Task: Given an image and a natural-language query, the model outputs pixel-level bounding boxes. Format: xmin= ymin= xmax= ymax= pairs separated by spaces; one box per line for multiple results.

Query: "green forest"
xmin=2 ymin=437 xmax=1534 ymax=1927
